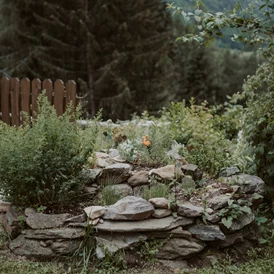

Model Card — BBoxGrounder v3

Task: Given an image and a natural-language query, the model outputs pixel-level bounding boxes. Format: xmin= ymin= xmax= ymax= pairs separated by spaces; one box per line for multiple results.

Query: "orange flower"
xmin=142 ymin=135 xmax=150 ymax=147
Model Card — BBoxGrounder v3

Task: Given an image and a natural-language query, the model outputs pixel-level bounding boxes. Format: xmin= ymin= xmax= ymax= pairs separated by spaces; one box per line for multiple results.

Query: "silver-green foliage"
xmin=0 ymin=93 xmax=97 ymax=209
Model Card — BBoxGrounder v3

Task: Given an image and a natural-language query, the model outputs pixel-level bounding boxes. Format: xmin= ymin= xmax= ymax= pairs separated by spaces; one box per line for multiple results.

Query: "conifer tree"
xmin=0 ymin=0 xmax=177 ymax=119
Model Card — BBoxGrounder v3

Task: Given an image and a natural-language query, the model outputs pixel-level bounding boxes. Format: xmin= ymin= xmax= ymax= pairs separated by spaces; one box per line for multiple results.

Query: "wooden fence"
xmin=0 ymin=77 xmax=77 ymax=126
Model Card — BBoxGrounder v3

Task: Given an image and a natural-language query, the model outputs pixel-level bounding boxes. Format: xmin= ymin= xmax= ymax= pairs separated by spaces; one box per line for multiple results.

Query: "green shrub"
xmin=116 ymin=113 xmax=172 ymax=167
xmin=0 ymin=93 xmax=97 ymax=209
xmin=161 ymin=99 xmax=235 ymax=176
xmin=242 ymin=91 xmax=274 ymax=189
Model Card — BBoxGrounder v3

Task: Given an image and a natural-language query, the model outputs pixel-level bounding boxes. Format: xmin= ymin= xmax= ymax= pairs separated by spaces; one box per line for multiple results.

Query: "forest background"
xmin=0 ymin=0 xmax=259 ymax=120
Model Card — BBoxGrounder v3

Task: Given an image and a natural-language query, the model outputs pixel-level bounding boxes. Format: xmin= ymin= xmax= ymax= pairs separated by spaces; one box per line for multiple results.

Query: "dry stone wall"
xmin=0 ymin=150 xmax=265 ymax=266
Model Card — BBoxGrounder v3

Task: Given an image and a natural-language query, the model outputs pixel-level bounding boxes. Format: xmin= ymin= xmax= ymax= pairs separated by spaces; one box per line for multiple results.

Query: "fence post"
xmin=21 ymin=78 xmax=31 ymax=123
xmin=32 ymin=78 xmax=41 ymax=118
xmin=43 ymin=79 xmax=53 ymax=104
xmin=1 ymin=77 xmax=10 ymax=125
xmin=11 ymin=78 xmax=20 ymax=126
xmin=54 ymin=80 xmax=64 ymax=116
xmin=66 ymin=80 xmax=77 ymax=109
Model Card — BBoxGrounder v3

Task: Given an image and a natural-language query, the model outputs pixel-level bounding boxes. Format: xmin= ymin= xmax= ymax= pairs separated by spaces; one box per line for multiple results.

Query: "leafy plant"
xmin=162 ymin=99 xmax=235 ymax=176
xmin=0 ymin=92 xmax=97 ymax=210
xmin=136 ymin=237 xmax=163 ymax=262
xmin=218 ymin=199 xmax=252 ymax=229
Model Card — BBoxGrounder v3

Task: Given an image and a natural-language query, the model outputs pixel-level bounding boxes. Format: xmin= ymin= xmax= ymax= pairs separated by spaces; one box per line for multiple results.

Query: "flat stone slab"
xmin=222 ymin=174 xmax=265 ymax=194
xmin=23 ymin=228 xmax=85 ymax=239
xmin=96 ymin=232 xmax=146 ymax=258
xmin=156 ymin=238 xmax=205 ymax=259
xmin=152 ymin=209 xmax=172 ymax=218
xmin=10 ymin=234 xmax=55 ymax=259
xmin=149 ymin=198 xmax=169 ymax=209
xmin=177 ymin=203 xmax=204 ymax=217
xmin=207 ymin=194 xmax=231 ymax=210
xmin=103 ymin=196 xmax=154 ymax=221
xmin=84 ymin=206 xmax=105 ymax=220
xmin=229 ymin=213 xmax=255 ymax=231
xmin=146 ymin=227 xmax=192 ymax=239
xmin=95 ymin=216 xmax=194 ymax=232
xmin=149 ymin=165 xmax=178 ymax=180
xmin=26 ymin=213 xmax=71 ymax=229
xmin=128 ymin=171 xmax=149 ymax=186
xmin=188 ymin=225 xmax=226 ymax=241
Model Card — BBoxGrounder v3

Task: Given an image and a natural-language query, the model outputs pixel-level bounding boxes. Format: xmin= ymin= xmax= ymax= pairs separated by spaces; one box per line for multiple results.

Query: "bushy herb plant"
xmin=161 ymin=99 xmax=235 ymax=176
xmin=0 ymin=93 xmax=97 ymax=209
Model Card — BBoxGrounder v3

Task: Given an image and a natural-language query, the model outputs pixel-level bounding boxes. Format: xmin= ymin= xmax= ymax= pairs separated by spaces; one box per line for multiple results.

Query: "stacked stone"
xmin=0 ymin=150 xmax=264 ymax=266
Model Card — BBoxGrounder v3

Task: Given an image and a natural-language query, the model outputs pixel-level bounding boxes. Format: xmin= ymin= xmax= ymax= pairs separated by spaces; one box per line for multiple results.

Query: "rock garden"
xmin=0 ymin=95 xmax=269 ymax=273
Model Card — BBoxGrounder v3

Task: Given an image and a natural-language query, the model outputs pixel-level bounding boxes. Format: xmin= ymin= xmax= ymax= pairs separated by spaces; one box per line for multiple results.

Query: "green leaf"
xmin=195 ymin=9 xmax=202 ymax=16
xmin=252 ymin=193 xmax=263 ymax=200
xmin=256 ymin=216 xmax=268 ymax=225
xmin=222 ymin=216 xmax=233 ymax=229
xmin=240 ymin=206 xmax=251 ymax=213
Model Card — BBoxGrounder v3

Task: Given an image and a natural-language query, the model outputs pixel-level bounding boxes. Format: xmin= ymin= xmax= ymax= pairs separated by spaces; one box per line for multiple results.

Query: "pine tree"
xmin=0 ymin=0 xmax=177 ymax=120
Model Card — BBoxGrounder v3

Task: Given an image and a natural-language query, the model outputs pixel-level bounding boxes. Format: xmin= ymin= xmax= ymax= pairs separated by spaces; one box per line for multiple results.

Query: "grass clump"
xmin=100 ymin=185 xmax=123 ymax=206
xmin=142 ymin=177 xmax=170 ymax=200
xmin=0 ymin=93 xmax=97 ymax=210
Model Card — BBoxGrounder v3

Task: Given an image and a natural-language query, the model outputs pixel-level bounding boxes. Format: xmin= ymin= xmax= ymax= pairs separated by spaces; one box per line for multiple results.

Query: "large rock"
xmin=215 ymin=232 xmax=244 ymax=248
xmin=51 ymin=239 xmax=82 ymax=254
xmin=207 ymin=194 xmax=231 ymax=211
xmin=81 ymin=168 xmax=101 ymax=184
xmin=152 ymin=209 xmax=172 ymax=218
xmin=188 ymin=225 xmax=226 ymax=241
xmin=94 ymin=152 xmax=114 ymax=168
xmin=218 ymin=167 xmax=240 ymax=177
xmin=23 ymin=228 xmax=85 ymax=239
xmin=149 ymin=198 xmax=169 ymax=209
xmin=96 ymin=232 xmax=146 ymax=258
xmin=9 ymin=234 xmax=55 ymax=260
xmin=99 ymin=163 xmax=131 ymax=184
xmin=222 ymin=174 xmax=264 ymax=195
xmin=229 ymin=213 xmax=255 ymax=231
xmin=84 ymin=206 xmax=105 ymax=220
xmin=4 ymin=206 xmax=25 ymax=238
xmin=177 ymin=203 xmax=204 ymax=217
xmin=128 ymin=171 xmax=149 ymax=187
xmin=95 ymin=216 xmax=194 ymax=232
xmin=156 ymin=238 xmax=205 ymax=259
xmin=149 ymin=165 xmax=180 ymax=181
xmin=103 ymin=196 xmax=154 ymax=221
xmin=26 ymin=213 xmax=71 ymax=229
xmin=146 ymin=227 xmax=192 ymax=239
xmin=0 ymin=200 xmax=11 ymax=213
xmin=181 ymin=164 xmax=203 ymax=181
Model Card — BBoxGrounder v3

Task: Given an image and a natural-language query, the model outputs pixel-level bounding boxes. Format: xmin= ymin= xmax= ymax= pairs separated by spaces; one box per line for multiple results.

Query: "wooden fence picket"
xmin=21 ymin=78 xmax=31 ymax=123
xmin=0 ymin=77 xmax=77 ymax=126
xmin=43 ymin=79 xmax=53 ymax=104
xmin=54 ymin=79 xmax=64 ymax=116
xmin=1 ymin=77 xmax=10 ymax=125
xmin=31 ymin=78 xmax=41 ymax=118
xmin=11 ymin=78 xmax=20 ymax=126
